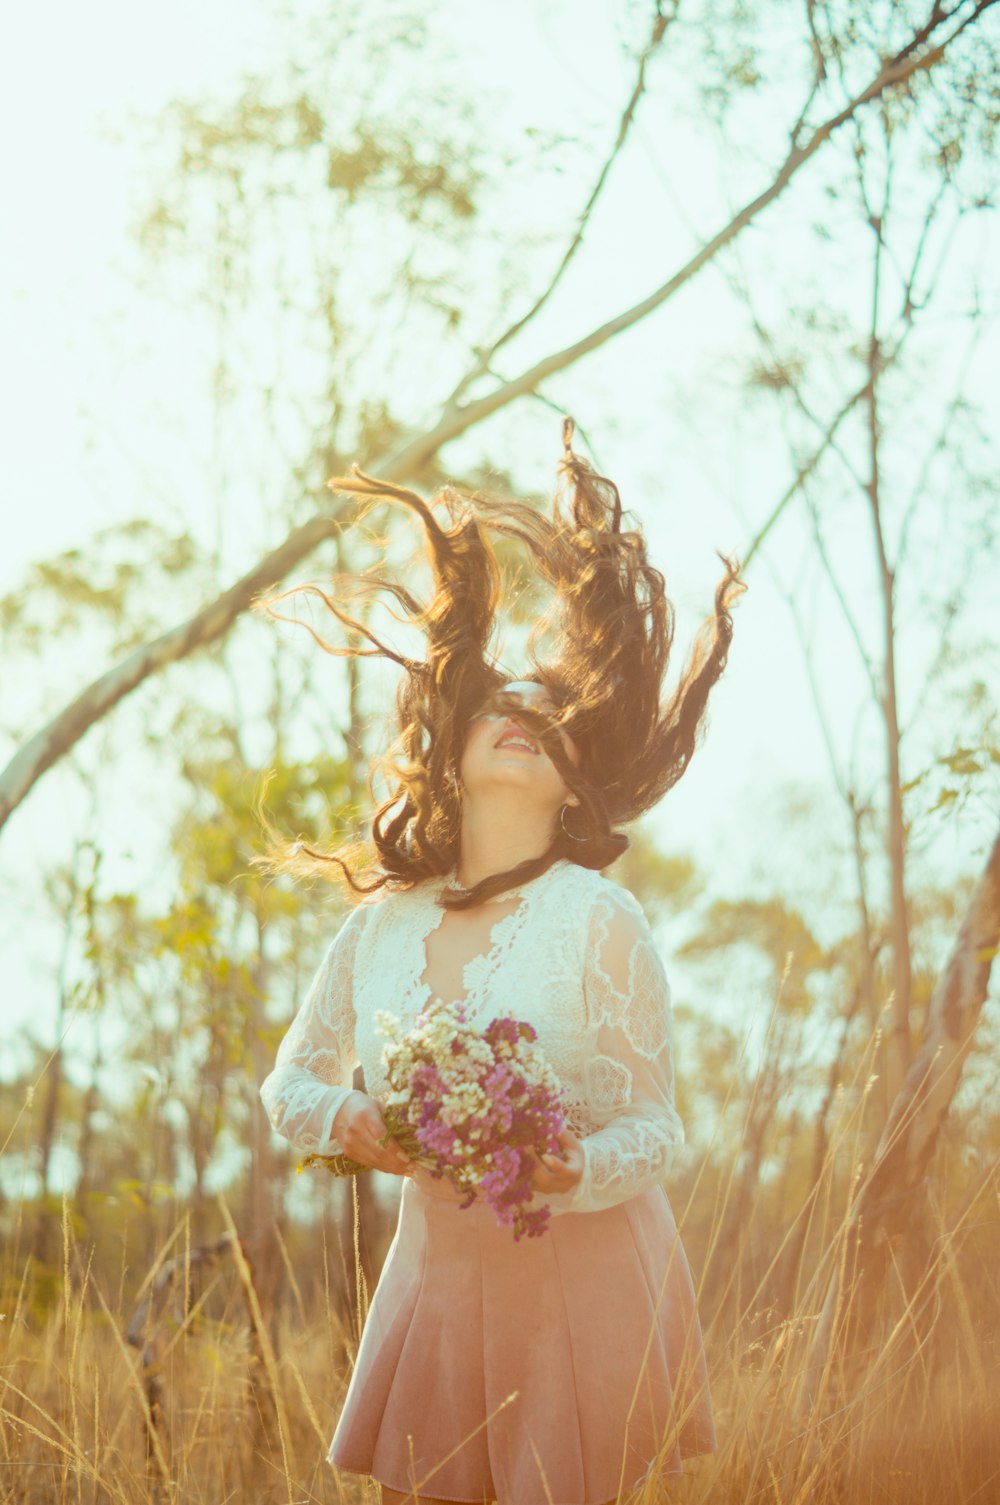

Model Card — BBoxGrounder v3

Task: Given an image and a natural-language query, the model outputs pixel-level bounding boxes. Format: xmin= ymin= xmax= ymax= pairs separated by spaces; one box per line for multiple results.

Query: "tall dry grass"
xmin=2 ymin=1121 xmax=998 ymax=1505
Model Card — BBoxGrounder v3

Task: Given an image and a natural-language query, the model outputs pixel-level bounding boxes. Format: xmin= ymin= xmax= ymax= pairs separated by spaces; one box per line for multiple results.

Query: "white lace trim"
xmin=260 ymin=860 xmax=684 ymax=1214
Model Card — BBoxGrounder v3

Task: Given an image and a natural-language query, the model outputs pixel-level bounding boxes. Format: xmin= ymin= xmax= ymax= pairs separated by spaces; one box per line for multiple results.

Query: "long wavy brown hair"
xmin=252 ymin=419 xmax=746 ymax=910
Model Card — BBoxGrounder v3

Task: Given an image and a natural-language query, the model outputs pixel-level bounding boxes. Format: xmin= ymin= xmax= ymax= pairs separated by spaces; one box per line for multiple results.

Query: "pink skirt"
xmin=328 ymin=1167 xmax=716 ymax=1505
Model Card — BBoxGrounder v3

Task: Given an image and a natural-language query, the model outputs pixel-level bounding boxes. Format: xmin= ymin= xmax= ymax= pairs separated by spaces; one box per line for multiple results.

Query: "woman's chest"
xmin=419 ymin=896 xmax=523 ymax=1010
xmin=351 ymin=880 xmax=591 ymax=1078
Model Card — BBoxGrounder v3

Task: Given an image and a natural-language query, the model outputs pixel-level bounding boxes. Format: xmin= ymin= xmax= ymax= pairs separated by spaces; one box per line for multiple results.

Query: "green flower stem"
xmin=297 ymin=1104 xmax=426 ymax=1178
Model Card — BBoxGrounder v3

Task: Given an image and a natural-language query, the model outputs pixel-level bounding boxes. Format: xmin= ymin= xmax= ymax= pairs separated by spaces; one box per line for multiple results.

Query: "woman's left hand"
xmin=531 ymin=1126 xmax=585 ymax=1195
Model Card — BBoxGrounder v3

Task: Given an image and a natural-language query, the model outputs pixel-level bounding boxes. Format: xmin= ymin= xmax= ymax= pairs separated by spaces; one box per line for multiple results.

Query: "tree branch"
xmin=0 ymin=515 xmax=344 ymax=831
xmin=444 ymin=2 xmax=679 ymax=410
xmin=740 ymin=364 xmax=894 ymax=570
xmin=1 ymin=0 xmax=992 ymax=834
xmin=386 ymin=0 xmax=992 ymax=474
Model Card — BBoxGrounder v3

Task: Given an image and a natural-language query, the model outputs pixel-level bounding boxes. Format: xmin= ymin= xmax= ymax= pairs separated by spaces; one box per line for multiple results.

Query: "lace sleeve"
xmin=548 ymin=887 xmax=684 ymax=1215
xmin=259 ymin=904 xmax=369 ymax=1154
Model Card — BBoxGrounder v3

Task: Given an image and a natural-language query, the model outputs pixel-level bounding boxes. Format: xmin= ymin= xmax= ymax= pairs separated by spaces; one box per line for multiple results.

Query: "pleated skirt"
xmin=327 ymin=1166 xmax=716 ymax=1505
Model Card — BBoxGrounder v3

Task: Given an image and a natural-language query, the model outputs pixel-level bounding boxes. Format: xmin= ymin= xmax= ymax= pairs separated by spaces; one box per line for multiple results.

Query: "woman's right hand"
xmin=331 ymin=1091 xmax=414 ymax=1177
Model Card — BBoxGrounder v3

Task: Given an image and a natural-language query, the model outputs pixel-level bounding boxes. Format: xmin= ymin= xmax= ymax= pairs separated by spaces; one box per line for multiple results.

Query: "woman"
xmin=257 ymin=420 xmax=745 ymax=1505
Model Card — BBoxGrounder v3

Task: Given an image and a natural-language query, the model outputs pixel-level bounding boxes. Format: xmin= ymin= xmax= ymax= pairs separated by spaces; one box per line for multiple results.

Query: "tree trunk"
xmin=32 ymin=854 xmax=83 ymax=1263
xmin=246 ymin=910 xmax=281 ymax=1307
xmin=864 ymin=198 xmax=914 ymax=1106
xmin=808 ymin=824 xmax=1000 ymax=1380
xmin=76 ymin=1059 xmax=100 ymax=1205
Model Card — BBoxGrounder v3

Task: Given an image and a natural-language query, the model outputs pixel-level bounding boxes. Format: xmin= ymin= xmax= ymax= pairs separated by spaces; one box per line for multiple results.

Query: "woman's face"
xmin=458 ymin=679 xmax=581 ymax=816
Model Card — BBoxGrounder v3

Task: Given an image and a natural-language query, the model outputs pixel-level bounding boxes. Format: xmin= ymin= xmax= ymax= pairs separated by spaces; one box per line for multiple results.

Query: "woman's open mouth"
xmin=494 ymin=723 xmax=540 ymax=754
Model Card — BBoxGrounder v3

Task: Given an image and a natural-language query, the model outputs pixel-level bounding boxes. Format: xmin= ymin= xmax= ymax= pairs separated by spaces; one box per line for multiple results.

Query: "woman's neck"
xmin=455 ymin=793 xmax=557 ymax=890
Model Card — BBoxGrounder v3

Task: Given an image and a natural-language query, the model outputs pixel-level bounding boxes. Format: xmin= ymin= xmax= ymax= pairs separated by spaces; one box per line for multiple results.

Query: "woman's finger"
xmin=533 ymin=1155 xmax=573 ymax=1192
xmin=353 ymin=1130 xmax=410 ymax=1175
xmin=377 ymin=1139 xmax=412 ymax=1174
xmin=369 ymin=1120 xmax=412 ymax=1172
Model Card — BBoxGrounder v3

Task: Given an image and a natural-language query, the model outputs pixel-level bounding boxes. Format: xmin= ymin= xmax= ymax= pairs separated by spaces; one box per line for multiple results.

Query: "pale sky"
xmin=2 ymin=0 xmax=998 ymax=1111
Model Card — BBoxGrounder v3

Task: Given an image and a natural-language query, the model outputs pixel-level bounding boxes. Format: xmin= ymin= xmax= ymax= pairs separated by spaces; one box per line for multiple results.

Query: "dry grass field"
xmin=2 ymin=1162 xmax=998 ymax=1505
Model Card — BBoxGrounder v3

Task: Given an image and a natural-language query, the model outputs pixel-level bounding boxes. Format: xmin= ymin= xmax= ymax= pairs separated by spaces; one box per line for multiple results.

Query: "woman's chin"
xmin=465 ymin=769 xmax=561 ymax=807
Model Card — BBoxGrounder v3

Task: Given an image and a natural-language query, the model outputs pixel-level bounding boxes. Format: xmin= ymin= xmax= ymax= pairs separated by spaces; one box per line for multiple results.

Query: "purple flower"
xmin=380 ymin=1005 xmax=568 ymax=1239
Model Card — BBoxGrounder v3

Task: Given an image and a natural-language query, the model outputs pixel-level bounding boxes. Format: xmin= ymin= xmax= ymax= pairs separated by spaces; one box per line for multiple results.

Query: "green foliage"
xmin=901 ymin=734 xmax=1000 ymax=825
xmin=609 ymin=831 xmax=703 ymax=923
xmin=0 ymin=522 xmax=206 ymax=649
xmin=677 ymin=894 xmax=827 ymax=1006
xmin=325 ymin=121 xmax=478 ymax=219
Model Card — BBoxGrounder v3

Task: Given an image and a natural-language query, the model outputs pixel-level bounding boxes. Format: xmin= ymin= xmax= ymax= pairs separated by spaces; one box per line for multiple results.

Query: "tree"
xmin=706 ymin=0 xmax=1000 ymax=1356
xmin=808 ymin=824 xmax=1000 ymax=1380
xmin=3 ymin=0 xmax=997 ymax=831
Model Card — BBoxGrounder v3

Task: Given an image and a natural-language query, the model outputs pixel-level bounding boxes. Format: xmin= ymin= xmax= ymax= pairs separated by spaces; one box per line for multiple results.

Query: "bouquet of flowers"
xmin=300 ymin=999 xmax=568 ymax=1240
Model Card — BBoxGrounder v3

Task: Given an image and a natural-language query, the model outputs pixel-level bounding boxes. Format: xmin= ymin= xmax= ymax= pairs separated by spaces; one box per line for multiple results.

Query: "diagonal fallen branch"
xmin=2 ymin=0 xmax=993 ymax=836
xmin=0 ymin=515 xmax=343 ymax=830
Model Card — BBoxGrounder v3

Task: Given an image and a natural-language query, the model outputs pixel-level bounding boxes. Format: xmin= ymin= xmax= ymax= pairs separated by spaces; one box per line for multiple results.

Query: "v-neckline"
xmin=415 ymin=860 xmax=565 ymax=1014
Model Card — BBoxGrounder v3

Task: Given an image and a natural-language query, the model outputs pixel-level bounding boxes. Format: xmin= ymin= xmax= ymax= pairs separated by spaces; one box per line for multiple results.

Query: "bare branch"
xmin=740 ymin=364 xmax=898 ymax=570
xmin=392 ymin=0 xmax=993 ymax=472
xmin=789 ymin=0 xmax=831 ymax=147
xmin=445 ymin=2 xmax=679 ymax=410
xmin=722 ymin=251 xmax=881 ymax=698
xmin=1 ymin=0 xmax=992 ymax=834
xmin=0 ymin=514 xmax=344 ymax=832
xmin=804 ymin=488 xmax=882 ymax=706
xmin=765 ymin=545 xmax=853 ymax=806
xmin=726 ymin=136 xmax=963 ymax=717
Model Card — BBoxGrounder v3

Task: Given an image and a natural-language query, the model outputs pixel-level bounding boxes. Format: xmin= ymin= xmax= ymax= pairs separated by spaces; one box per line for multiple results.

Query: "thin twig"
xmin=444 ymin=2 xmax=679 ymax=410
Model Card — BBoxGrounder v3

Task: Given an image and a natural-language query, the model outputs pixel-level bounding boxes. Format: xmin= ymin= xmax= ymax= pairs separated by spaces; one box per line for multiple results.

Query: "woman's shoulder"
xmin=322 ymin=889 xmax=383 ymax=945
xmin=351 ymin=862 xmax=647 ymax=915
xmin=544 ymin=864 xmax=653 ymax=955
xmin=325 ymin=880 xmax=432 ymax=967
xmin=322 ymin=881 xmax=398 ymax=940
xmin=347 ymin=874 xmax=440 ymax=932
xmin=552 ymin=859 xmax=646 ymax=917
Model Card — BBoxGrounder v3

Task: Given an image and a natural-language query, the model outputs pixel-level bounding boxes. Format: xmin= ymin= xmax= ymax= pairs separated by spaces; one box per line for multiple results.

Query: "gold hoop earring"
xmin=559 ymin=804 xmax=588 ymax=842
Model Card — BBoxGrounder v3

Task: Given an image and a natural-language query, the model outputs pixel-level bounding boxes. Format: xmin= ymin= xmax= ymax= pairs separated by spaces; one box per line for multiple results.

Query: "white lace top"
xmin=259 ymin=858 xmax=684 ymax=1216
